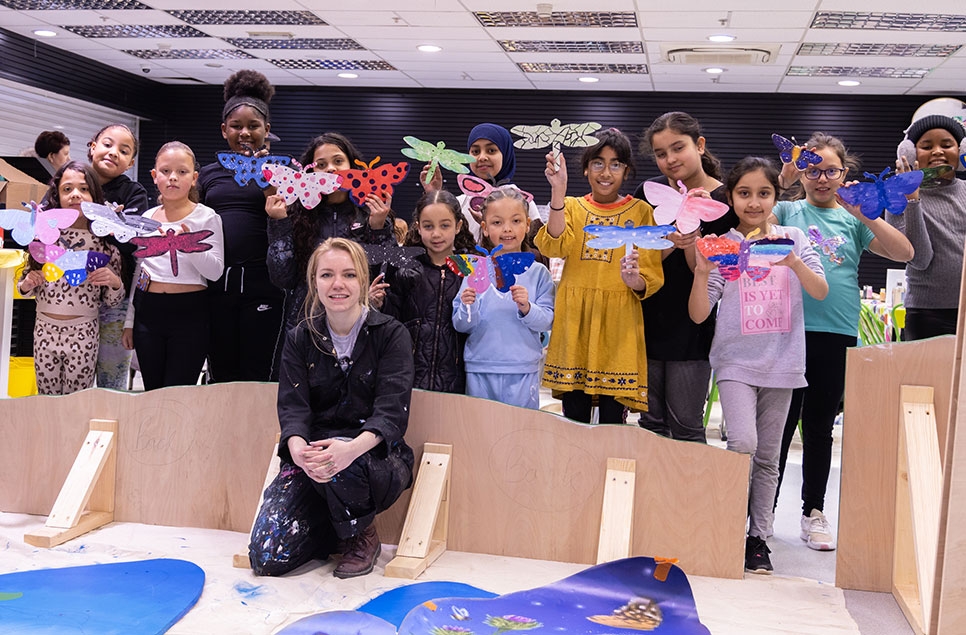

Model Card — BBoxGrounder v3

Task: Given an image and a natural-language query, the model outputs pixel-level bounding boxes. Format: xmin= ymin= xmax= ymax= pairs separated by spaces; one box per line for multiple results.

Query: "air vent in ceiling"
xmin=661 ymin=44 xmax=779 ymax=65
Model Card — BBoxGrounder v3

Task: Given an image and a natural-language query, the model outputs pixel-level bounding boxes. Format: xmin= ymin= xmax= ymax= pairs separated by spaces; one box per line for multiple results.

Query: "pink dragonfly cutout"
xmin=130 ymin=228 xmax=213 ymax=277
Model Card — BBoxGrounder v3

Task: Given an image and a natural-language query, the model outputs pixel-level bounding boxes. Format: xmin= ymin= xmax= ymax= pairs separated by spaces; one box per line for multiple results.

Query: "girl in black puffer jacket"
xmin=380 ymin=190 xmax=477 ymax=393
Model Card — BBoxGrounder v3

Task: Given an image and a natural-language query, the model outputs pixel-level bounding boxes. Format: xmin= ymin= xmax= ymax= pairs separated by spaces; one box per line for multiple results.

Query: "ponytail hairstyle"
xmin=405 ymin=189 xmax=477 ymax=254
xmin=782 ymin=132 xmax=860 ymax=201
xmin=154 ymin=140 xmax=200 ymax=204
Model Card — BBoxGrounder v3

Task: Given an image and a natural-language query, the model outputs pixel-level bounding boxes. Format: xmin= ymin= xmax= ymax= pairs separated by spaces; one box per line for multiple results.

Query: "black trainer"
xmin=745 ymin=535 xmax=773 ymax=575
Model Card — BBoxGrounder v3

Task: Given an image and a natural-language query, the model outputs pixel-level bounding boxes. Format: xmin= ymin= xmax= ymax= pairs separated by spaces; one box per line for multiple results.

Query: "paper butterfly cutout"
xmin=643 ymin=180 xmax=730 ymax=234
xmin=446 ymin=245 xmax=535 ymax=293
xmin=961 ymin=153 xmax=966 ymax=170
xmin=261 ymin=163 xmax=343 ymax=209
xmin=0 ymin=201 xmax=78 ymax=247
xmin=216 ymin=152 xmax=291 ymax=188
xmin=697 ymin=229 xmax=795 ymax=282
xmin=457 ymin=174 xmax=534 ymax=215
xmin=807 ymin=226 xmax=847 ymax=266
xmin=336 ymin=157 xmax=410 ymax=206
xmin=584 ymin=220 xmax=676 ymax=254
xmin=837 ymin=168 xmax=924 ymax=219
xmin=401 ymin=137 xmax=476 ymax=186
xmin=80 ymin=201 xmax=161 ymax=243
xmin=130 ymin=228 xmax=214 ymax=277
xmin=919 ymin=165 xmax=955 ymax=189
xmin=772 ymin=134 xmax=823 ymax=170
xmin=28 ymin=241 xmax=109 ymax=286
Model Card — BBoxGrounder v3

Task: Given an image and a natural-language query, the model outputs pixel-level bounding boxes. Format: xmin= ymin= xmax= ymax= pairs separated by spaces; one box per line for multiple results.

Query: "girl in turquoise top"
xmin=772 ymin=132 xmax=913 ymax=552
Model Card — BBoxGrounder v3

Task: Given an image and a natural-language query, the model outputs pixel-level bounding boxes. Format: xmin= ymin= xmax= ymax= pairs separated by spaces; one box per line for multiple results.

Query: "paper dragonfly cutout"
xmin=920 ymin=165 xmax=955 ymax=189
xmin=511 ymin=118 xmax=602 ymax=156
xmin=216 ymin=152 xmax=291 ymax=188
xmin=261 ymin=163 xmax=343 ymax=209
xmin=80 ymin=201 xmax=161 ymax=243
xmin=837 ymin=168 xmax=924 ymax=219
xmin=401 ymin=137 xmax=475 ymax=186
xmin=336 ymin=157 xmax=410 ymax=206
xmin=643 ymin=180 xmax=730 ymax=234
xmin=772 ymin=134 xmax=822 ymax=170
xmin=0 ymin=201 xmax=78 ymax=247
xmin=130 ymin=229 xmax=214 ymax=277
xmin=697 ymin=229 xmax=794 ymax=282
xmin=446 ymin=245 xmax=535 ymax=293
xmin=457 ymin=175 xmax=534 ymax=215
xmin=28 ymin=241 xmax=109 ymax=286
xmin=807 ymin=226 xmax=846 ymax=266
xmin=584 ymin=221 xmax=676 ymax=254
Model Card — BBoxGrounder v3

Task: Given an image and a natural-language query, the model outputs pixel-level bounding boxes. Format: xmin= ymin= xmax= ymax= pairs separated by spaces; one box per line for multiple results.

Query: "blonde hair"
xmin=303 ymin=238 xmax=370 ymax=341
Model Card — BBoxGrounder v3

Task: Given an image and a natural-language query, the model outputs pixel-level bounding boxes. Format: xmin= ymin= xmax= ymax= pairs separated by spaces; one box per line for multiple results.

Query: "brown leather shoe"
xmin=333 ymin=524 xmax=381 ymax=579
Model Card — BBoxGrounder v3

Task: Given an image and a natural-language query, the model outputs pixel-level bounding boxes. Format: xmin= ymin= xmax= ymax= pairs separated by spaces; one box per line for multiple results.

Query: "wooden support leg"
xmin=384 ymin=443 xmax=452 ymax=579
xmin=893 ymin=386 xmax=943 ymax=635
xmin=596 ymin=457 xmax=637 ymax=564
xmin=233 ymin=434 xmax=281 ymax=568
xmin=24 ymin=419 xmax=117 ymax=548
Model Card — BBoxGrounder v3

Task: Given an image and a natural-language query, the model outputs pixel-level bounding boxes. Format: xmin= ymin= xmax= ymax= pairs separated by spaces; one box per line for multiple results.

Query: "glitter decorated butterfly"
xmin=401 ymin=137 xmax=476 ymax=186
xmin=216 ymin=152 xmax=291 ymax=188
xmin=836 ymin=167 xmax=924 ymax=219
xmin=27 ymin=241 xmax=109 ymax=286
xmin=336 ymin=157 xmax=410 ymax=206
xmin=807 ymin=226 xmax=847 ymax=266
xmin=0 ymin=201 xmax=78 ymax=247
xmin=130 ymin=228 xmax=214 ymax=277
xmin=697 ymin=229 xmax=795 ymax=282
xmin=446 ymin=245 xmax=535 ymax=293
xmin=584 ymin=221 xmax=676 ymax=255
xmin=261 ymin=163 xmax=343 ymax=209
xmin=643 ymin=180 xmax=730 ymax=234
xmin=457 ymin=175 xmax=534 ymax=215
xmin=772 ymin=134 xmax=822 ymax=170
xmin=80 ymin=201 xmax=161 ymax=243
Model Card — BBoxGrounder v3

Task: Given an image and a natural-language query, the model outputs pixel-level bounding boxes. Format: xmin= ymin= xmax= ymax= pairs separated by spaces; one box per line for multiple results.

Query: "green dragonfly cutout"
xmin=401 ymin=136 xmax=476 ymax=185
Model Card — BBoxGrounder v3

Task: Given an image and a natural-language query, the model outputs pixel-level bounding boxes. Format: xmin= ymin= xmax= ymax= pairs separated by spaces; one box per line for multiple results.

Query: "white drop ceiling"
xmin=1 ymin=0 xmax=964 ymax=94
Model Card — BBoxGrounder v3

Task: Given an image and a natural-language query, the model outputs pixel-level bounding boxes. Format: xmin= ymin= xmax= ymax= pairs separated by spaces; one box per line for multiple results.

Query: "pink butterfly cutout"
xmin=457 ymin=175 xmax=534 ymax=215
xmin=28 ymin=241 xmax=109 ymax=286
xmin=262 ymin=164 xmax=343 ymax=210
xmin=643 ymin=180 xmax=730 ymax=235
xmin=0 ymin=201 xmax=78 ymax=246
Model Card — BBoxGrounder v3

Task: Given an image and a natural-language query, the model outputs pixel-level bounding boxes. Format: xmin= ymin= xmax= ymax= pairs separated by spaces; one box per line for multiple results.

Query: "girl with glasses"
xmin=772 ymin=132 xmax=912 ymax=552
xmin=536 ymin=128 xmax=664 ymax=423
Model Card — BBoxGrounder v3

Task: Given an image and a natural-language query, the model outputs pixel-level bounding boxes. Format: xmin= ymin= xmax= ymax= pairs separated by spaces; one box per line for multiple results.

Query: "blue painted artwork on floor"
xmin=0 ymin=558 xmax=204 ymax=634
xmin=360 ymin=581 xmax=497 ymax=627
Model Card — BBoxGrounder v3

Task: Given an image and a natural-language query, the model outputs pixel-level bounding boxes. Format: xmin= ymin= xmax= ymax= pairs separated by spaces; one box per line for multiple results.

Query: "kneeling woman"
xmin=249 ymin=237 xmax=415 ymax=579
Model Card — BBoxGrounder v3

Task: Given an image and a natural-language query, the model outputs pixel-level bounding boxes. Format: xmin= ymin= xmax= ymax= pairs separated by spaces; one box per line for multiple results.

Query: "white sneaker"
xmin=800 ymin=509 xmax=836 ymax=551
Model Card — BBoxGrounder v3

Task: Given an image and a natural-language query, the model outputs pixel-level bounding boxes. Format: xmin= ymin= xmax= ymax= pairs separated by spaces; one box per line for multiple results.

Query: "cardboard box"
xmin=0 ymin=158 xmax=47 ymax=211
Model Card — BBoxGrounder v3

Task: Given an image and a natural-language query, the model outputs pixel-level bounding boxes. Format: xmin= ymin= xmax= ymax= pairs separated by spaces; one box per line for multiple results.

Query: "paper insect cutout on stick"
xmin=130 ymin=228 xmax=214 ymax=277
xmin=807 ymin=226 xmax=847 ymax=266
xmin=584 ymin=221 xmax=676 ymax=256
xmin=457 ymin=175 xmax=534 ymax=216
xmin=336 ymin=157 xmax=410 ymax=207
xmin=771 ymin=134 xmax=823 ymax=170
xmin=643 ymin=180 xmax=730 ymax=234
xmin=216 ymin=152 xmax=291 ymax=188
xmin=400 ymin=137 xmax=475 ymax=186
xmin=364 ymin=242 xmax=426 ymax=278
xmin=0 ymin=201 xmax=78 ymax=247
xmin=697 ymin=229 xmax=794 ymax=282
xmin=28 ymin=241 xmax=109 ymax=286
xmin=261 ymin=163 xmax=343 ymax=209
xmin=446 ymin=245 xmax=535 ymax=294
xmin=511 ymin=118 xmax=602 ymax=170
xmin=919 ymin=164 xmax=955 ymax=189
xmin=80 ymin=201 xmax=161 ymax=243
xmin=836 ymin=167 xmax=924 ymax=219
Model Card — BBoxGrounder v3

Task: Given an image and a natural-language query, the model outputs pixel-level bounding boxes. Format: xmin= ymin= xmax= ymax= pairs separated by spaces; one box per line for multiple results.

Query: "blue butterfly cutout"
xmin=216 ymin=152 xmax=291 ymax=188
xmin=583 ymin=221 xmax=676 ymax=251
xmin=837 ymin=168 xmax=924 ymax=219
xmin=772 ymin=134 xmax=822 ymax=170
xmin=446 ymin=245 xmax=536 ymax=293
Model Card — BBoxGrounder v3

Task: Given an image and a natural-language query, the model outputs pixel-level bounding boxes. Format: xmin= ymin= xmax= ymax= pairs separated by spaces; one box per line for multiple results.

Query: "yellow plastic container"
xmin=8 ymin=356 xmax=38 ymax=397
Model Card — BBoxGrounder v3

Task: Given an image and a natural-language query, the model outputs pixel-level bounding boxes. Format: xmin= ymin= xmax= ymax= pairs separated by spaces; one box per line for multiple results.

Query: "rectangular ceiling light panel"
xmin=61 ymin=24 xmax=206 ymax=38
xmin=786 ymin=65 xmax=931 ymax=78
xmin=500 ymin=40 xmax=643 ymax=53
xmin=0 ymin=0 xmax=148 ymax=8
xmin=226 ymin=37 xmax=363 ymax=50
xmin=811 ymin=12 xmax=966 ymax=31
xmin=476 ymin=11 xmax=637 ymax=28
xmin=124 ymin=48 xmax=255 ymax=59
xmin=797 ymin=42 xmax=960 ymax=57
xmin=167 ymin=10 xmax=326 ymax=26
xmin=269 ymin=59 xmax=396 ymax=71
xmin=518 ymin=62 xmax=647 ymax=73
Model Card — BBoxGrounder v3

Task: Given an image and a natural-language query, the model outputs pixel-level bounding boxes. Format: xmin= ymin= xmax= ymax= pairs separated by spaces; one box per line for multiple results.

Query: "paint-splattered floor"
xmin=0 ymin=512 xmax=860 ymax=634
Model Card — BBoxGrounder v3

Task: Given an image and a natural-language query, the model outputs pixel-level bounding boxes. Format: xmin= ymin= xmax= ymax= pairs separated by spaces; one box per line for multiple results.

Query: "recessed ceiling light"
xmin=338 ymin=72 xmax=358 ymax=78
xmin=33 ymin=29 xmax=57 ymax=37
xmin=417 ymin=44 xmax=442 ymax=53
xmin=204 ymin=62 xmax=223 ymax=68
xmin=578 ymin=76 xmax=599 ymax=83
xmin=838 ymin=79 xmax=861 ymax=86
xmin=708 ymin=34 xmax=735 ymax=43
xmin=704 ymin=67 xmax=725 ymax=74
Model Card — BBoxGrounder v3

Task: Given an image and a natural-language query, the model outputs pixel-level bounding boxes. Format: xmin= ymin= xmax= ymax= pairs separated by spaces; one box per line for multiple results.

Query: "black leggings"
xmin=903 ymin=307 xmax=958 ymax=341
xmin=561 ymin=390 xmax=626 ymax=424
xmin=777 ymin=331 xmax=854 ymax=515
xmin=133 ymin=289 xmax=209 ymax=391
